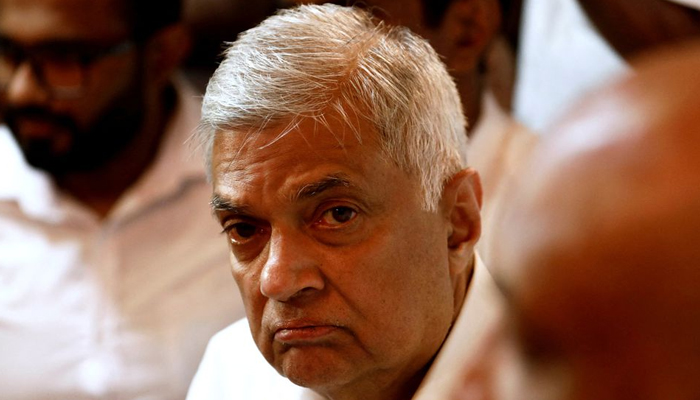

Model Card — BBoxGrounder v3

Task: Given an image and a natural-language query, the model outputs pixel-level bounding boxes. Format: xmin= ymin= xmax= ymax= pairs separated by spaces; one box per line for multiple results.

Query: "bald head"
xmin=457 ymin=42 xmax=700 ymax=400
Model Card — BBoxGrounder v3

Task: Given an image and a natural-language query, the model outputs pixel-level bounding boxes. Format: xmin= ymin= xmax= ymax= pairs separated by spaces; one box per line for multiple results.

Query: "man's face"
xmin=0 ymin=0 xmax=146 ymax=174
xmin=363 ymin=0 xmax=501 ymax=77
xmin=423 ymin=0 xmax=501 ymax=77
xmin=211 ymin=114 xmax=461 ymax=396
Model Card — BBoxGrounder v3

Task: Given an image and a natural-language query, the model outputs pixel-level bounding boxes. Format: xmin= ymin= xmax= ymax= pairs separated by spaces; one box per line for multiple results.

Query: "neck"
xmin=56 ymin=87 xmax=174 ymax=218
xmin=454 ymin=72 xmax=484 ymax=137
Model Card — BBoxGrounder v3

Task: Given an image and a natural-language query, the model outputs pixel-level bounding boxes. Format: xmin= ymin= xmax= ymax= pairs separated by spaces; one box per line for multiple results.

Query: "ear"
xmin=143 ymin=23 xmax=192 ymax=87
xmin=442 ymin=168 xmax=483 ymax=278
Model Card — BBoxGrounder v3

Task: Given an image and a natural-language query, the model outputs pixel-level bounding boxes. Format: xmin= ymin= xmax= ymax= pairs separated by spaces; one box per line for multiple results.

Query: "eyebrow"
xmin=210 ymin=194 xmax=251 ymax=215
xmin=292 ymin=174 xmax=353 ymax=202
xmin=210 ymin=174 xmax=357 ymax=214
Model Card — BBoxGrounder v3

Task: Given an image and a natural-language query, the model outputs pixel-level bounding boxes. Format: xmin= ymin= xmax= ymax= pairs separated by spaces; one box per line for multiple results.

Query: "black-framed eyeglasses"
xmin=0 ymin=36 xmax=135 ymax=98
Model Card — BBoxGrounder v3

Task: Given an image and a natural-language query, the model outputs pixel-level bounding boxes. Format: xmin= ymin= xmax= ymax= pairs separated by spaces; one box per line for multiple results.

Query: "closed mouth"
xmin=274 ymin=322 xmax=342 ymax=344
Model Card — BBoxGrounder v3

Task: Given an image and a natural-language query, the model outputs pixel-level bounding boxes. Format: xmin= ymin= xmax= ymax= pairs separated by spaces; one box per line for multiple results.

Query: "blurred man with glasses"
xmin=0 ymin=0 xmax=244 ymax=399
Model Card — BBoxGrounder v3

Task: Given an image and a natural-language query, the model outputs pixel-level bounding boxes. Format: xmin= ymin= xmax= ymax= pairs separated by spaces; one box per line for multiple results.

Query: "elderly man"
xmin=447 ymin=43 xmax=700 ymax=399
xmin=187 ymin=4 xmax=488 ymax=400
xmin=0 ymin=0 xmax=243 ymax=398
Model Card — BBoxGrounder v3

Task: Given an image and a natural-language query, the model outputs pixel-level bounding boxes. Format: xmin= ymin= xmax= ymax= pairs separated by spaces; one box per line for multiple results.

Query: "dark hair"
xmin=420 ymin=0 xmax=510 ymax=28
xmin=122 ymin=0 xmax=183 ymax=41
xmin=420 ymin=0 xmax=452 ymax=28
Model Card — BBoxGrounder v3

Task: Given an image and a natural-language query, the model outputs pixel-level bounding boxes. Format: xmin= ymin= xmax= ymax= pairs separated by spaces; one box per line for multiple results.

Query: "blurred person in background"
xmin=0 ymin=0 xmax=244 ymax=398
xmin=448 ymin=42 xmax=700 ymax=400
xmin=576 ymin=0 xmax=700 ymax=59
xmin=181 ymin=0 xmax=278 ymax=90
xmin=514 ymin=0 xmax=700 ymax=131
xmin=414 ymin=5 xmax=700 ymax=395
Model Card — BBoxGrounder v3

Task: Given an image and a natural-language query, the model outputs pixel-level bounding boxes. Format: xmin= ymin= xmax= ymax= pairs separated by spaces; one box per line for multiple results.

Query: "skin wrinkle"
xmin=293 ymin=174 xmax=353 ymax=202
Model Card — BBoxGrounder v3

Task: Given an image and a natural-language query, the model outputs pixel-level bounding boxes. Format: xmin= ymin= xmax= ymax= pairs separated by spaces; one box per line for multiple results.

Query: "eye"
xmin=318 ymin=206 xmax=357 ymax=227
xmin=223 ymin=221 xmax=265 ymax=245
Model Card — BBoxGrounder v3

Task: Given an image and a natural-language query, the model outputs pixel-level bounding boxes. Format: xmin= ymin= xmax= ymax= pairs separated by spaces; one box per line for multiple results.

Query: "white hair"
xmin=196 ymin=4 xmax=468 ymax=211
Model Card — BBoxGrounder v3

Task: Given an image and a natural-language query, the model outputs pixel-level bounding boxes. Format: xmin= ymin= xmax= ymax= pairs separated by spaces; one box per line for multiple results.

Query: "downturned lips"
xmin=274 ymin=323 xmax=342 ymax=345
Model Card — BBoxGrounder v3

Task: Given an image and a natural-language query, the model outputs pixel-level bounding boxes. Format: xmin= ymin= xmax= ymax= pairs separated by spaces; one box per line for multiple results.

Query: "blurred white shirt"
xmin=0 ymin=80 xmax=245 ymax=400
xmin=514 ymin=0 xmax=629 ymax=132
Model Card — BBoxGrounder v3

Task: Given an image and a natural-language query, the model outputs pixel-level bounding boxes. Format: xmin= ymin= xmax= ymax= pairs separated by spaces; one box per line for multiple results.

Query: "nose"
xmin=4 ymin=61 xmax=50 ymax=107
xmin=259 ymin=229 xmax=325 ymax=302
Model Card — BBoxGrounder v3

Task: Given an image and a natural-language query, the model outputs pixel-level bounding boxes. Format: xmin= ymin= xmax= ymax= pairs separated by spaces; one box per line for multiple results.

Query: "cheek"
xmin=343 ymin=219 xmax=455 ymax=352
xmin=67 ymin=57 xmax=140 ymax=126
xmin=229 ymin=257 xmax=264 ymax=321
xmin=354 ymin=224 xmax=449 ymax=304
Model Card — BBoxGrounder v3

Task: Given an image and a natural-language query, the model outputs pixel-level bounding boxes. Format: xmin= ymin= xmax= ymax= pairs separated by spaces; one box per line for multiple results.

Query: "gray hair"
xmin=197 ymin=4 xmax=468 ymax=211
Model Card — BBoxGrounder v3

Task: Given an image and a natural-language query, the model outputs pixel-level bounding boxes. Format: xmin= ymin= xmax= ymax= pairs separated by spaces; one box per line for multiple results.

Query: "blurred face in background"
xmin=296 ymin=0 xmax=501 ymax=77
xmin=360 ymin=0 xmax=501 ymax=77
xmin=0 ymin=0 xmax=147 ymax=174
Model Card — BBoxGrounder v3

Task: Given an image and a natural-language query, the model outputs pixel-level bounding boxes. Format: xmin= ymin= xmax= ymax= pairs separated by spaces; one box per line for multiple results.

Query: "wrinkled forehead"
xmin=210 ymin=114 xmax=383 ymax=176
xmin=0 ymin=0 xmax=130 ymax=42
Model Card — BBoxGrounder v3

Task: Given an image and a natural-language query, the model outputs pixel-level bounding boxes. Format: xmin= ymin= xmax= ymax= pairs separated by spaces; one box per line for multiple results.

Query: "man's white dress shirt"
xmin=0 ymin=80 xmax=245 ymax=400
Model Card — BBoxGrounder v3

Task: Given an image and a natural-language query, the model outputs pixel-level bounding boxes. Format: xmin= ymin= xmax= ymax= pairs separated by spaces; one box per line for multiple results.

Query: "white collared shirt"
xmin=0 ymin=79 xmax=245 ymax=399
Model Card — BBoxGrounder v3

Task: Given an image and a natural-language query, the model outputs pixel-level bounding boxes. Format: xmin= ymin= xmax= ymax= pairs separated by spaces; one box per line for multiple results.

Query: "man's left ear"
xmin=144 ymin=23 xmax=191 ymax=86
xmin=442 ymin=168 xmax=483 ymax=276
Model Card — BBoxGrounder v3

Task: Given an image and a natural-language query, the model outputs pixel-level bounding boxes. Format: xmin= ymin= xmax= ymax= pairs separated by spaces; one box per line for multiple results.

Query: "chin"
xmin=277 ymin=347 xmax=359 ymax=390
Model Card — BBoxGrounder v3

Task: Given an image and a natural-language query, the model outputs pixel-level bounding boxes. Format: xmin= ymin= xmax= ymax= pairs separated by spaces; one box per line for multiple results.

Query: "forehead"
xmin=0 ymin=0 xmax=129 ymax=43
xmin=211 ymin=115 xmax=408 ymax=204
